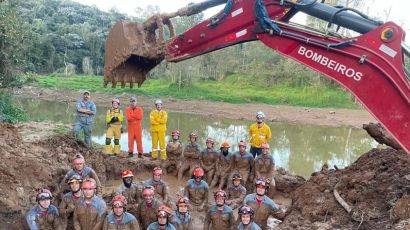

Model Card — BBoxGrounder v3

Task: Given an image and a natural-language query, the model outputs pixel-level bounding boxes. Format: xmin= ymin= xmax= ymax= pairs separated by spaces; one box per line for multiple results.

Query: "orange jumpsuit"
xmin=126 ymin=106 xmax=144 ymax=154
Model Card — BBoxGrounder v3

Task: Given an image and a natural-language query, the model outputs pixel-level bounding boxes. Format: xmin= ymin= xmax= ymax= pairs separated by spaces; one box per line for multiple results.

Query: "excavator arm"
xmin=104 ymin=0 xmax=410 ymax=153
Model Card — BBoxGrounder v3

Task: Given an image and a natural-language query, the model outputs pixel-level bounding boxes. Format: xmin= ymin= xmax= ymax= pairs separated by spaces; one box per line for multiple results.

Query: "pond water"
xmin=16 ymin=98 xmax=381 ymax=178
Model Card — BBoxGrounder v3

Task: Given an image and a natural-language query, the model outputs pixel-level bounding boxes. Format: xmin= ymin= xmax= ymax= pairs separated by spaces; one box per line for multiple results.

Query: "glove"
xmin=110 ymin=117 xmax=119 ymax=123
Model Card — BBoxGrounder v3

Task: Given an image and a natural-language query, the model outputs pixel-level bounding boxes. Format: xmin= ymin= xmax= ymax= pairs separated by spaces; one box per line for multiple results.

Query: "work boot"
xmin=104 ymin=145 xmax=113 ymax=155
xmin=114 ymin=144 xmax=121 ymax=154
xmin=127 ymin=152 xmax=134 ymax=158
xmin=138 ymin=153 xmax=143 ymax=159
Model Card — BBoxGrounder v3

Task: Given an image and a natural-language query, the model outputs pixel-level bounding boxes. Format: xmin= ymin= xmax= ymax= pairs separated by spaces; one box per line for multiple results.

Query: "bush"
xmin=0 ymin=92 xmax=28 ymax=123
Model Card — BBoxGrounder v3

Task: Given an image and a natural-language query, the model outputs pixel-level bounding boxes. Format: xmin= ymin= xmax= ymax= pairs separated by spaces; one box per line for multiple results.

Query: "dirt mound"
xmin=278 ymin=148 xmax=410 ymax=229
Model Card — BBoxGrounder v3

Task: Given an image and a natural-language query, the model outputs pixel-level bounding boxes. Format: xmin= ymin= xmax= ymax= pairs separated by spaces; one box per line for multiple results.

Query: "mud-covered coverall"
xmin=59 ymin=191 xmax=83 ymax=230
xmin=26 ymin=205 xmax=62 ymax=230
xmin=73 ymin=195 xmax=107 ymax=230
xmin=163 ymin=140 xmax=183 ymax=175
xmin=171 ymin=212 xmax=193 ymax=230
xmin=147 ymin=222 xmax=176 ymax=230
xmin=210 ymin=152 xmax=231 ymax=189
xmin=105 ymin=108 xmax=124 ymax=154
xmin=200 ymin=148 xmax=218 ymax=184
xmin=178 ymin=143 xmax=201 ymax=181
xmin=254 ymin=154 xmax=276 ymax=197
xmin=249 ymin=123 xmax=271 ymax=158
xmin=125 ymin=106 xmax=144 ymax=154
xmin=184 ymin=179 xmax=209 ymax=212
xmin=226 ymin=184 xmax=246 ymax=209
xmin=102 ymin=212 xmax=140 ymax=230
xmin=243 ymin=194 xmax=280 ymax=230
xmin=136 ymin=198 xmax=162 ymax=230
xmin=150 ymin=109 xmax=168 ymax=160
xmin=115 ymin=183 xmax=143 ymax=217
xmin=237 ymin=222 xmax=262 ymax=230
xmin=230 ymin=152 xmax=254 ymax=188
xmin=204 ymin=204 xmax=235 ymax=230
xmin=143 ymin=178 xmax=171 ymax=206
xmin=64 ymin=167 xmax=103 ymax=197
xmin=74 ymin=99 xmax=96 ymax=147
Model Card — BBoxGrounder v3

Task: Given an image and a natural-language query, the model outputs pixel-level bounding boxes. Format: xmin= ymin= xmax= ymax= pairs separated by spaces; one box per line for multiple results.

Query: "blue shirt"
xmin=75 ymin=99 xmax=96 ymax=122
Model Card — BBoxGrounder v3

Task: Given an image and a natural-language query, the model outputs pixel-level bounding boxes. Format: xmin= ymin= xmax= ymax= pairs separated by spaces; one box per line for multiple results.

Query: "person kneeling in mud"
xmin=115 ymin=170 xmax=143 ymax=217
xmin=143 ymin=167 xmax=171 ymax=207
xmin=200 ymin=137 xmax=218 ymax=185
xmin=104 ymin=98 xmax=124 ymax=155
xmin=183 ymin=167 xmax=209 ymax=212
xmin=210 ymin=141 xmax=232 ymax=190
xmin=59 ymin=174 xmax=84 ymax=230
xmin=26 ymin=188 xmax=61 ymax=230
xmin=171 ymin=197 xmax=193 ymax=230
xmin=103 ymin=194 xmax=140 ymax=230
xmin=230 ymin=141 xmax=254 ymax=190
xmin=147 ymin=205 xmax=176 ymax=230
xmin=204 ymin=190 xmax=235 ymax=230
xmin=62 ymin=153 xmax=103 ymax=196
xmin=137 ymin=186 xmax=163 ymax=230
xmin=237 ymin=205 xmax=261 ymax=230
xmin=178 ymin=132 xmax=201 ymax=181
xmin=226 ymin=172 xmax=247 ymax=209
xmin=254 ymin=143 xmax=276 ymax=198
xmin=163 ymin=130 xmax=183 ymax=175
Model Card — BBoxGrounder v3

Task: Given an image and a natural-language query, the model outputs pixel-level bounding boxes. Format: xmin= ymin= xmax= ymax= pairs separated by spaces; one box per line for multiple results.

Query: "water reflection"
xmin=16 ymin=98 xmax=381 ymax=178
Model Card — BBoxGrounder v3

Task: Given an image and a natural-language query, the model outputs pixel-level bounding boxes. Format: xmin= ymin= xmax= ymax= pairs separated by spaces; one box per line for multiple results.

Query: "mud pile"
xmin=278 ymin=148 xmax=410 ymax=229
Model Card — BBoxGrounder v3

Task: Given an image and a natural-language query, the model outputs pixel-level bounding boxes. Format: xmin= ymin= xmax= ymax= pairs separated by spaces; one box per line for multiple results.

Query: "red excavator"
xmin=104 ymin=0 xmax=410 ymax=154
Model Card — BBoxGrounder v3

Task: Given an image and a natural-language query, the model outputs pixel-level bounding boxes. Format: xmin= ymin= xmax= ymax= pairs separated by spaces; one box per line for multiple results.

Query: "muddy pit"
xmin=1 ymin=122 xmax=410 ymax=230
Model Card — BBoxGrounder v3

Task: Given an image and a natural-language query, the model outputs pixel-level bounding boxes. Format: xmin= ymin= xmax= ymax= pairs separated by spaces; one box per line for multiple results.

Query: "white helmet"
xmin=256 ymin=111 xmax=265 ymax=119
xmin=155 ymin=99 xmax=163 ymax=105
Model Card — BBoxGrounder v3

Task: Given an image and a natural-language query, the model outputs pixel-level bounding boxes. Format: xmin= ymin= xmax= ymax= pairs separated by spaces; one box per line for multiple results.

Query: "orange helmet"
xmin=193 ymin=167 xmax=204 ymax=177
xmin=220 ymin=141 xmax=230 ymax=148
xmin=238 ymin=140 xmax=247 ymax=147
xmin=121 ymin=170 xmax=134 ymax=178
xmin=171 ymin=130 xmax=180 ymax=137
xmin=189 ymin=132 xmax=198 ymax=140
xmin=82 ymin=178 xmax=96 ymax=190
xmin=143 ymin=186 xmax=155 ymax=196
xmin=72 ymin=153 xmax=85 ymax=164
xmin=112 ymin=194 xmax=127 ymax=207
xmin=214 ymin=190 xmax=227 ymax=199
xmin=152 ymin=167 xmax=163 ymax=176
xmin=36 ymin=188 xmax=53 ymax=201
xmin=261 ymin=143 xmax=270 ymax=149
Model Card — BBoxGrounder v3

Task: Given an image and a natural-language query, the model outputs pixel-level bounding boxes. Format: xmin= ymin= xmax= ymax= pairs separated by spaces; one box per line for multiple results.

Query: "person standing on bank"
xmin=150 ymin=99 xmax=168 ymax=161
xmin=104 ymin=98 xmax=124 ymax=155
xmin=249 ymin=111 xmax=271 ymax=158
xmin=126 ymin=96 xmax=144 ymax=158
xmin=73 ymin=91 xmax=96 ymax=147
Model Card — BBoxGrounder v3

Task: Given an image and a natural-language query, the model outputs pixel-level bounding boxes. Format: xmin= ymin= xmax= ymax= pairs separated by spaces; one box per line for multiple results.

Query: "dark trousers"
xmin=250 ymin=146 xmax=262 ymax=158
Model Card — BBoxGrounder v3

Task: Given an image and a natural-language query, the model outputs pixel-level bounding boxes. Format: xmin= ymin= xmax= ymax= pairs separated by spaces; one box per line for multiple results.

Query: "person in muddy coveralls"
xmin=171 ymin=197 xmax=193 ymax=230
xmin=136 ymin=186 xmax=163 ymax=230
xmin=183 ymin=167 xmax=209 ymax=212
xmin=254 ymin=143 xmax=276 ymax=198
xmin=210 ymin=141 xmax=232 ymax=190
xmin=200 ymin=137 xmax=218 ymax=184
xmin=242 ymin=179 xmax=282 ymax=230
xmin=59 ymin=174 xmax=84 ymax=230
xmin=178 ymin=132 xmax=201 ymax=182
xmin=204 ymin=190 xmax=235 ymax=230
xmin=73 ymin=178 xmax=107 ymax=230
xmin=104 ymin=98 xmax=124 ymax=155
xmin=73 ymin=90 xmax=96 ymax=147
xmin=249 ymin=111 xmax=271 ymax=158
xmin=26 ymin=188 xmax=62 ymax=230
xmin=147 ymin=205 xmax=176 ymax=230
xmin=63 ymin=153 xmax=103 ymax=197
xmin=150 ymin=99 xmax=168 ymax=161
xmin=143 ymin=167 xmax=171 ymax=206
xmin=230 ymin=141 xmax=254 ymax=189
xmin=237 ymin=205 xmax=261 ymax=230
xmin=125 ymin=95 xmax=144 ymax=158
xmin=115 ymin=170 xmax=143 ymax=216
xmin=163 ymin=130 xmax=183 ymax=175
xmin=102 ymin=194 xmax=140 ymax=230
xmin=226 ymin=173 xmax=247 ymax=209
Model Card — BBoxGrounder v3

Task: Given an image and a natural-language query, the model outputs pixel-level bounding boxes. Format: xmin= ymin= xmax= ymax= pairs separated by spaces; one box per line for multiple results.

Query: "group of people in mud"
xmin=26 ymin=91 xmax=284 ymax=230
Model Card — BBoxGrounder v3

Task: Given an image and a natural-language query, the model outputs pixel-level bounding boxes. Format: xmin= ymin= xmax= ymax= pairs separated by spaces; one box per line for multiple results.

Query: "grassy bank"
xmin=36 ymin=74 xmax=358 ymax=108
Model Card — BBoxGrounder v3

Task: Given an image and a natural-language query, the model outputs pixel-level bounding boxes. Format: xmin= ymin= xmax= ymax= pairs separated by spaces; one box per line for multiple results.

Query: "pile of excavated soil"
xmin=278 ymin=148 xmax=410 ymax=229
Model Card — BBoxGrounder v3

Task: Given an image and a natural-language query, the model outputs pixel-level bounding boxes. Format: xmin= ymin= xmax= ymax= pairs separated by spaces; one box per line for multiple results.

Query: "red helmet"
xmin=72 ymin=153 xmax=85 ymax=164
xmin=238 ymin=205 xmax=255 ymax=216
xmin=121 ymin=170 xmax=134 ymax=178
xmin=220 ymin=141 xmax=230 ymax=148
xmin=152 ymin=167 xmax=163 ymax=176
xmin=193 ymin=167 xmax=204 ymax=177
xmin=112 ymin=194 xmax=127 ymax=207
xmin=171 ymin=130 xmax=180 ymax=137
xmin=67 ymin=174 xmax=83 ymax=184
xmin=261 ymin=143 xmax=270 ymax=149
xmin=238 ymin=140 xmax=247 ymax=147
xmin=36 ymin=188 xmax=53 ymax=201
xmin=157 ymin=205 xmax=173 ymax=217
xmin=143 ymin=186 xmax=155 ymax=196
xmin=177 ymin=196 xmax=189 ymax=205
xmin=189 ymin=132 xmax=198 ymax=140
xmin=214 ymin=190 xmax=227 ymax=199
xmin=82 ymin=178 xmax=96 ymax=190
xmin=255 ymin=178 xmax=267 ymax=188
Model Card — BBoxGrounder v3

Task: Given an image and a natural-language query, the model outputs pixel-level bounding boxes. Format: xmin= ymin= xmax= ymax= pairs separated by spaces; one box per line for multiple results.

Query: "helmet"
xmin=256 ymin=111 xmax=265 ymax=119
xmin=189 ymin=132 xmax=198 ymax=140
xmin=67 ymin=174 xmax=83 ymax=184
xmin=121 ymin=170 xmax=134 ymax=178
xmin=36 ymin=188 xmax=53 ymax=201
xmin=157 ymin=205 xmax=173 ymax=217
xmin=232 ymin=173 xmax=242 ymax=181
xmin=152 ymin=167 xmax=163 ymax=176
xmin=177 ymin=197 xmax=189 ymax=205
xmin=112 ymin=194 xmax=127 ymax=207
xmin=214 ymin=190 xmax=227 ymax=199
xmin=261 ymin=143 xmax=270 ymax=149
xmin=220 ymin=141 xmax=230 ymax=148
xmin=255 ymin=178 xmax=267 ymax=188
xmin=72 ymin=153 xmax=85 ymax=164
xmin=193 ymin=167 xmax=204 ymax=177
xmin=238 ymin=140 xmax=247 ymax=147
xmin=82 ymin=178 xmax=96 ymax=190
xmin=206 ymin=137 xmax=214 ymax=145
xmin=143 ymin=186 xmax=155 ymax=196
xmin=155 ymin=99 xmax=163 ymax=105
xmin=238 ymin=205 xmax=255 ymax=216
xmin=112 ymin=98 xmax=120 ymax=105
xmin=171 ymin=130 xmax=180 ymax=137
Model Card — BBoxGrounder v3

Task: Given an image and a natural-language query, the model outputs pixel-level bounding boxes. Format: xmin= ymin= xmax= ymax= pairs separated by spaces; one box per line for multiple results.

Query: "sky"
xmin=72 ymin=0 xmax=409 ymax=42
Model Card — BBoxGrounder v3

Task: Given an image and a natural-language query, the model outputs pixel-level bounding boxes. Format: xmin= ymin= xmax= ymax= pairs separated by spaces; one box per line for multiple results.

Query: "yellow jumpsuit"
xmin=150 ymin=109 xmax=168 ymax=160
xmin=105 ymin=108 xmax=124 ymax=154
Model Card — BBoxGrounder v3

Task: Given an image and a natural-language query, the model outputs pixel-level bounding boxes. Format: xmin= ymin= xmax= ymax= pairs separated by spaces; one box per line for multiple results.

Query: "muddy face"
xmin=123 ymin=177 xmax=133 ymax=188
xmin=39 ymin=199 xmax=51 ymax=209
xmin=215 ymin=196 xmax=225 ymax=206
xmin=262 ymin=148 xmax=269 ymax=155
xmin=256 ymin=186 xmax=266 ymax=196
xmin=144 ymin=194 xmax=154 ymax=204
xmin=83 ymin=188 xmax=95 ymax=199
xmin=177 ymin=204 xmax=188 ymax=213
xmin=113 ymin=205 xmax=125 ymax=217
xmin=239 ymin=145 xmax=246 ymax=154
xmin=153 ymin=174 xmax=161 ymax=182
xmin=233 ymin=179 xmax=241 ymax=186
xmin=241 ymin=214 xmax=251 ymax=225
xmin=69 ymin=181 xmax=81 ymax=192
xmin=74 ymin=162 xmax=84 ymax=171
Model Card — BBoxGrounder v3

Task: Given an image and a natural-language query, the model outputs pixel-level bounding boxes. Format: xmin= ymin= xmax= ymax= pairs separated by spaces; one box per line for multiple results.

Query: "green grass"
xmin=36 ymin=74 xmax=358 ymax=108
